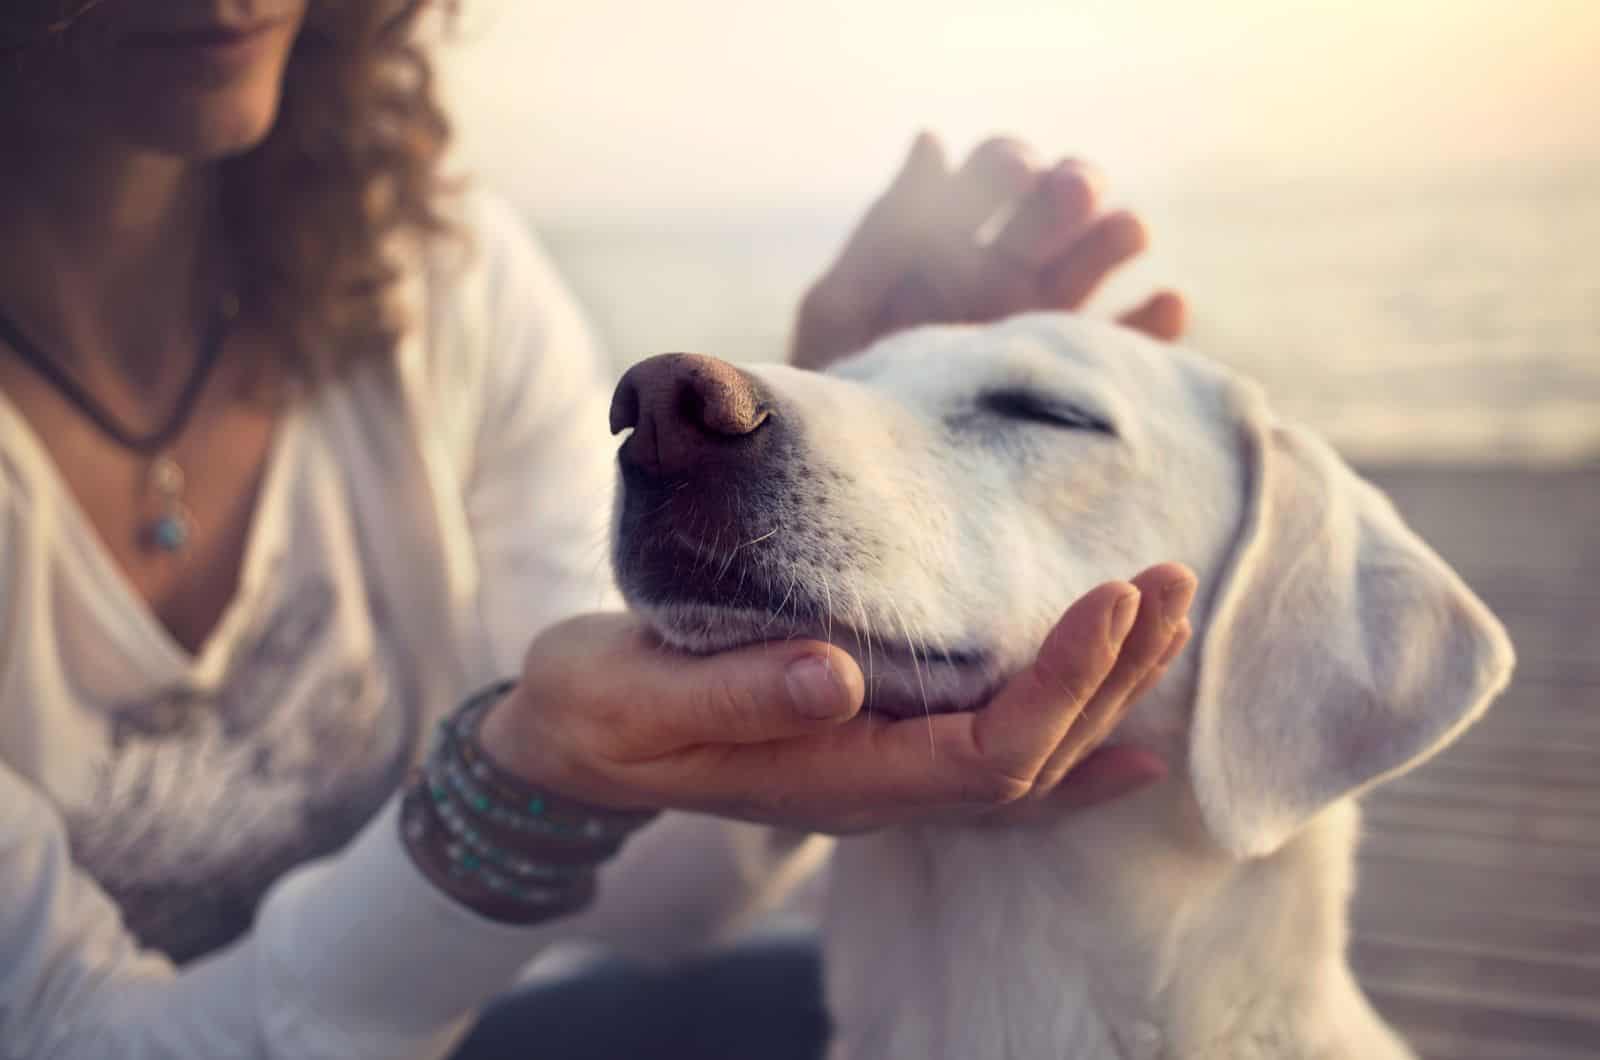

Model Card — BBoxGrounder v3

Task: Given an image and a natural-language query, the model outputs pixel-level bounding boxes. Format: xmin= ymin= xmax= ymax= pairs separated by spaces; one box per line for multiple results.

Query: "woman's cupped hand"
xmin=478 ymin=563 xmax=1195 ymax=835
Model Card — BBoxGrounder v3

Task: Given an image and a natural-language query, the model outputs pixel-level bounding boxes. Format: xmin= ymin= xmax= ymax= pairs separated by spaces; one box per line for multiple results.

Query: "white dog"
xmin=607 ymin=313 xmax=1514 ymax=1059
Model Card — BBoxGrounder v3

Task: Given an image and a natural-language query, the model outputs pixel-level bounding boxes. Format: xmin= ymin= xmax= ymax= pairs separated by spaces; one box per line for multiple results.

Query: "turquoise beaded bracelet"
xmin=402 ymin=681 xmax=656 ymax=917
xmin=401 ymin=784 xmax=593 ymax=912
xmin=437 ymin=687 xmax=650 ymax=842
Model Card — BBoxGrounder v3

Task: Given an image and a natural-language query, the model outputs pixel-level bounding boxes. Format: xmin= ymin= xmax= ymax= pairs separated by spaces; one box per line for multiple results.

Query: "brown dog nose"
xmin=610 ymin=353 xmax=772 ymax=478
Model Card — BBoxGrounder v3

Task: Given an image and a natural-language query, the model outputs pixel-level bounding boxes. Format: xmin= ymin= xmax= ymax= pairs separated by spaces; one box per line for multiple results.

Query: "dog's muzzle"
xmin=609 ymin=353 xmax=797 ymax=608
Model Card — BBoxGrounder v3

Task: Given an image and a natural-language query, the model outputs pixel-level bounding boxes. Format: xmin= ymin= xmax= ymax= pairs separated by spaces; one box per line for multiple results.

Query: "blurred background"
xmin=440 ymin=3 xmax=1598 ymax=1056
xmin=440 ymin=0 xmax=1599 ymax=465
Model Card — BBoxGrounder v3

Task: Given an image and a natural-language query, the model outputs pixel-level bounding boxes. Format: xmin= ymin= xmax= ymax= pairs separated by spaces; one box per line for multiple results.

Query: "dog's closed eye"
xmin=977 ymin=388 xmax=1115 ymax=435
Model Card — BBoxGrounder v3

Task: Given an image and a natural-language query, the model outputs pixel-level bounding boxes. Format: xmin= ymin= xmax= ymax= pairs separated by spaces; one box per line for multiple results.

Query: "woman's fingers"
xmin=988 ymin=159 xmax=1101 ymax=269
xmin=1028 ymin=565 xmax=1195 ymax=793
xmin=902 ymin=137 xmax=1038 ymax=324
xmin=792 ymin=132 xmax=1180 ymax=370
xmin=972 ymin=161 xmax=1102 ymax=320
xmin=790 ymin=133 xmax=949 ymax=367
xmin=1124 ymin=618 xmax=1191 ymax=706
xmin=1118 ymin=289 xmax=1188 ymax=341
xmin=842 ymin=134 xmax=1042 ymax=324
xmin=639 ymin=581 xmax=1140 ymax=825
xmin=513 ymin=614 xmax=866 ymax=779
xmin=525 ymin=563 xmax=1190 ymax=832
xmin=829 ymin=579 xmax=1144 ymax=816
xmin=947 ymin=136 xmax=1038 ymax=237
xmin=955 ymin=580 xmax=1141 ymax=790
xmin=829 ymin=569 xmax=1191 ymax=819
xmin=860 ymin=131 xmax=947 ymax=238
xmin=1041 ymin=209 xmax=1149 ymax=309
xmin=621 ymin=637 xmax=866 ymax=752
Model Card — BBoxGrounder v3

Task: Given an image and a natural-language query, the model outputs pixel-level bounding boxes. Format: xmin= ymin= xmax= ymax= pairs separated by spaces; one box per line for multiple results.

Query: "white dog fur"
xmin=611 ymin=314 xmax=1515 ymax=1059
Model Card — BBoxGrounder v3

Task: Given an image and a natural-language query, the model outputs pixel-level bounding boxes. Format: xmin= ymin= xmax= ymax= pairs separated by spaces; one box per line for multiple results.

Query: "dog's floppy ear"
xmin=1189 ymin=387 xmax=1514 ymax=859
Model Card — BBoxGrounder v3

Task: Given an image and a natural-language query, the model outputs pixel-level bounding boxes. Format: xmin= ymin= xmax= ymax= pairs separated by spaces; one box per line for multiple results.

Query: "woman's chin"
xmin=114 ymin=88 xmax=286 ymax=162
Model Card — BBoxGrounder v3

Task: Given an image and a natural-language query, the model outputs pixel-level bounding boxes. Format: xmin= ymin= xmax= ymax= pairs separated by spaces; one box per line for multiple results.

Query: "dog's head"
xmin=608 ymin=313 xmax=1514 ymax=858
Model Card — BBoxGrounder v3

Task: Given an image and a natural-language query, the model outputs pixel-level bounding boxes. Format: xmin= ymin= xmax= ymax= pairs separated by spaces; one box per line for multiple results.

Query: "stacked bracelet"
xmin=401 ymin=680 xmax=657 ymax=923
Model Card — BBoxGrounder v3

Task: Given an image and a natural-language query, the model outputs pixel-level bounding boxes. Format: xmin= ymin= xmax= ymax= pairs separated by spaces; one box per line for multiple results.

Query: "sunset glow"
xmin=443 ymin=0 xmax=1600 ymax=215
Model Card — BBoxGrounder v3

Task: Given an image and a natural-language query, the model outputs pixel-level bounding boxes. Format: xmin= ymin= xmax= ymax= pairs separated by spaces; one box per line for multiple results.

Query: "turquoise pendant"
xmin=143 ymin=454 xmax=193 ymax=555
xmin=150 ymin=512 xmax=192 ymax=552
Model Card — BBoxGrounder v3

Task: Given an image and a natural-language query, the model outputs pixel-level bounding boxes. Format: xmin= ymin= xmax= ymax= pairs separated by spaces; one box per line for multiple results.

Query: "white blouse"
xmin=0 ymin=193 xmax=786 ymax=1059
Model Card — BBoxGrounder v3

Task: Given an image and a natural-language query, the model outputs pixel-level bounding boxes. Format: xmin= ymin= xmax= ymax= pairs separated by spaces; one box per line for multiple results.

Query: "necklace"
xmin=0 ymin=292 xmax=240 ymax=555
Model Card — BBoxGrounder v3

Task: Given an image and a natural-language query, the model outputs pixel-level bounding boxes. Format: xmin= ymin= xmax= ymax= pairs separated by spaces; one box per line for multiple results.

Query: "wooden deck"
xmin=1351 ymin=465 xmax=1600 ymax=1059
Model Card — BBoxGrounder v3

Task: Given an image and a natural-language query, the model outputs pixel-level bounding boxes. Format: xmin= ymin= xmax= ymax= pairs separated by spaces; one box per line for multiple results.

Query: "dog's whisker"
xmin=787 ymin=573 xmax=805 ymax=629
xmin=710 ymin=494 xmax=740 ymax=581
xmin=820 ymin=570 xmax=836 ymax=652
xmin=886 ymin=597 xmax=935 ymax=754
xmin=702 ymin=522 xmax=722 ymax=577
xmin=686 ymin=509 xmax=704 ymax=571
xmin=732 ymin=522 xmax=779 ymax=603
xmin=697 ymin=528 xmax=718 ymax=580
xmin=921 ymin=624 xmax=957 ymax=695
xmin=846 ymin=582 xmax=875 ymax=720
xmin=715 ymin=526 xmax=744 ymax=583
xmin=735 ymin=526 xmax=780 ymax=552
xmin=641 ymin=489 xmax=681 ymax=520
xmin=765 ymin=572 xmax=800 ymax=634
xmin=733 ymin=553 xmax=751 ymax=600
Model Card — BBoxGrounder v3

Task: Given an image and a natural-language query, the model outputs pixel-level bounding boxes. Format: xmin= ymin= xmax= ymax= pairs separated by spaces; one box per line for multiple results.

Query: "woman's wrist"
xmin=400 ymin=681 xmax=657 ymax=925
xmin=474 ymin=679 xmax=584 ymax=800
xmin=477 ymin=672 xmax=665 ymax=814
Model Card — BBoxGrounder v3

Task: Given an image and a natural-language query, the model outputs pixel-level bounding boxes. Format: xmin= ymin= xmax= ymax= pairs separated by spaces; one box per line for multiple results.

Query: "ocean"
xmin=532 ymin=161 xmax=1600 ymax=466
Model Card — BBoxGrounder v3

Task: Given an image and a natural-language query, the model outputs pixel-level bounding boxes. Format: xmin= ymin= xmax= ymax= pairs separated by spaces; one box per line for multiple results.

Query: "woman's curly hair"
xmin=3 ymin=1 xmax=457 ymax=389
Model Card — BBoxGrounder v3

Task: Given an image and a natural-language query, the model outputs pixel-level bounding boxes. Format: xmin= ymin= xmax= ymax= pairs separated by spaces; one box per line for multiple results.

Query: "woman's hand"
xmin=478 ymin=564 xmax=1195 ymax=835
xmin=790 ymin=133 xmax=1187 ymax=371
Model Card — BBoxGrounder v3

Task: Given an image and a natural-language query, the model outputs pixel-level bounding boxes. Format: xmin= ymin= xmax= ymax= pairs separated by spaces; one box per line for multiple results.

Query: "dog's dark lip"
xmin=856 ymin=636 xmax=988 ymax=670
xmin=633 ymin=596 xmax=1004 ymax=720
xmin=617 ymin=511 xmax=996 ymax=714
xmin=635 ymin=589 xmax=989 ymax=669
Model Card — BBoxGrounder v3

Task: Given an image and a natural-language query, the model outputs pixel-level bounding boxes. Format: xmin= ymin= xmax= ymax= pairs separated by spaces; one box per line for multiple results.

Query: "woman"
xmin=0 ymin=2 xmax=1195 ymax=1057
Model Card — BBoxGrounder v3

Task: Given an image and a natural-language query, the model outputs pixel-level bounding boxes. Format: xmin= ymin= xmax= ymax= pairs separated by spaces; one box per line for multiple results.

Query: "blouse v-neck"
xmin=0 ymin=387 xmax=303 ymax=686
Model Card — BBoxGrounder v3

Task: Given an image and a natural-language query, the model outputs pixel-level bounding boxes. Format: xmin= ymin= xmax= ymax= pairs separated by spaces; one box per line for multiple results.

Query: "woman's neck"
xmin=0 ymin=125 xmax=223 ymax=396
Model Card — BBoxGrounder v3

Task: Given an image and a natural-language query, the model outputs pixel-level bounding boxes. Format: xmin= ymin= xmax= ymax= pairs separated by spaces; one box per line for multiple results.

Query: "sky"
xmin=439 ymin=0 xmax=1600 ymax=217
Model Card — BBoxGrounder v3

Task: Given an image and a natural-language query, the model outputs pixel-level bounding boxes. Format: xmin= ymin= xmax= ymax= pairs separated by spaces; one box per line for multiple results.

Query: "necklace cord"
xmin=0 ymin=296 xmax=237 ymax=455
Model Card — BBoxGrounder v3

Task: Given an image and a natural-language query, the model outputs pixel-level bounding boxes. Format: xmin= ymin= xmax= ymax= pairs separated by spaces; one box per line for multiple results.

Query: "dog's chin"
xmin=633 ymin=599 xmax=1000 ymax=720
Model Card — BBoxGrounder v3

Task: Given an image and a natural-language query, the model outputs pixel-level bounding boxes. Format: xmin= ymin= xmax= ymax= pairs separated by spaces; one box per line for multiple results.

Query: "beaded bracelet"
xmin=401 ymin=782 xmax=596 ymax=918
xmin=438 ymin=683 xmax=652 ymax=842
xmin=400 ymin=680 xmax=657 ymax=922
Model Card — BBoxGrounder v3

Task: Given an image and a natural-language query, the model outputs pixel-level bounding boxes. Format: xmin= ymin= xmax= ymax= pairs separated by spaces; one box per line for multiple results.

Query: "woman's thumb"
xmin=653 ymin=640 xmax=866 ymax=746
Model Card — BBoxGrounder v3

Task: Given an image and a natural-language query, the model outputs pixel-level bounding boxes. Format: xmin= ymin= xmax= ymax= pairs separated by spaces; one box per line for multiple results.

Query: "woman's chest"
xmin=0 ymin=355 xmax=282 ymax=655
xmin=62 ymin=573 xmax=416 ymax=960
xmin=48 ymin=512 xmax=417 ymax=956
xmin=0 ymin=402 xmax=463 ymax=961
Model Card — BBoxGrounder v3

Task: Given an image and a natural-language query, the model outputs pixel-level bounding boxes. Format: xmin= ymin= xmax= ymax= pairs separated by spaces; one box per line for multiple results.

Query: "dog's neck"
xmin=822 ymin=789 xmax=1411 ymax=1060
